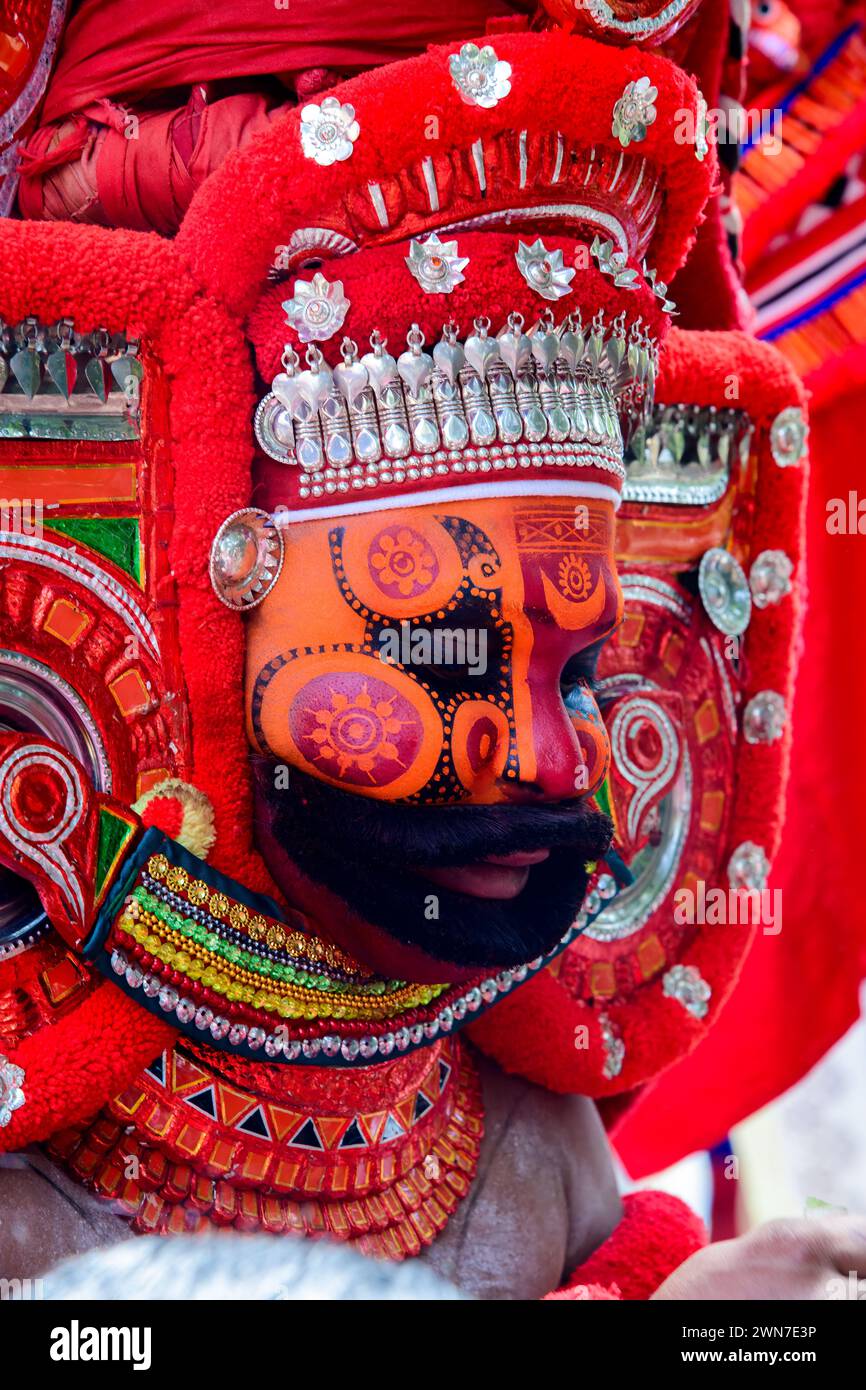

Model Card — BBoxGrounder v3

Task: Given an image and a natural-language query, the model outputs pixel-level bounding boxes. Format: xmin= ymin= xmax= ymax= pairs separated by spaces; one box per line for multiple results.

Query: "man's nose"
xmin=504 ymin=676 xmax=601 ymax=803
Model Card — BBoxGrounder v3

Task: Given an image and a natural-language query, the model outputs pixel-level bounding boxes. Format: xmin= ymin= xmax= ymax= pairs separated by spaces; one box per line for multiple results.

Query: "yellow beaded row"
xmin=118 ymin=907 xmax=446 ymax=1022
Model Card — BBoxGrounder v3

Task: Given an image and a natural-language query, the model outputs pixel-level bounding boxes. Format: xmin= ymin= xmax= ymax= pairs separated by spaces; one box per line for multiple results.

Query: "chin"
xmin=251 ymin=761 xmax=612 ymax=980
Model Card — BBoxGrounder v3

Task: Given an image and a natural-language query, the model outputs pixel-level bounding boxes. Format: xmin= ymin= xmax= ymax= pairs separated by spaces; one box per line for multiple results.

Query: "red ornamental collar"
xmin=48 ymin=1033 xmax=482 ymax=1258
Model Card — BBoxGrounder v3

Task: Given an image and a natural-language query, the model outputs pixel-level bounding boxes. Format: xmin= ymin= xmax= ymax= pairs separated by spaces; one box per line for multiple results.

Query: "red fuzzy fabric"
xmin=0 ymin=983 xmax=174 ymax=1154
xmin=177 ymin=31 xmax=715 ymax=319
xmin=550 ymin=1191 xmax=707 ymax=1300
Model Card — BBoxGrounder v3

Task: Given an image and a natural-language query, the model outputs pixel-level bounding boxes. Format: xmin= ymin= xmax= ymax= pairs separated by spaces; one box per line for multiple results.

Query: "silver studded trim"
xmin=296 ymin=440 xmax=626 ymax=499
xmin=698 ymin=547 xmax=752 ymax=637
xmin=515 ymin=238 xmax=576 ymax=300
xmin=282 ymin=274 xmax=350 ymax=343
xmin=405 ymin=234 xmax=470 ymax=295
xmin=592 ymin=236 xmax=639 ymax=289
xmin=770 ymin=405 xmax=808 ymax=468
xmin=584 ymin=0 xmax=696 ymax=41
xmin=0 ymin=1054 xmax=25 ymax=1127
xmin=273 ymin=228 xmax=359 ymax=277
xmin=257 ymin=308 xmax=655 ymax=477
xmin=439 ymin=204 xmax=630 ymax=257
xmin=599 ymin=1012 xmax=625 ymax=1079
xmin=299 ymin=97 xmax=360 ymax=166
xmin=742 ymin=690 xmax=787 ymax=745
xmin=662 ymin=964 xmax=711 ymax=1020
xmin=728 ymin=841 xmax=770 ymax=892
xmin=625 ymin=403 xmax=752 ymax=506
xmin=209 ymin=509 xmax=284 ymax=611
xmin=612 ymin=76 xmax=659 ymax=148
xmin=694 ymin=90 xmax=710 ymax=161
xmin=750 ymin=550 xmax=794 ymax=608
xmin=107 ymin=913 xmax=589 ymax=1069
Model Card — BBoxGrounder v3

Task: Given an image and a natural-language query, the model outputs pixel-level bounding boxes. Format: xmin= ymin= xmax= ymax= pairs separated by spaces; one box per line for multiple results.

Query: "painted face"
xmin=246 ymin=497 xmax=622 ymax=807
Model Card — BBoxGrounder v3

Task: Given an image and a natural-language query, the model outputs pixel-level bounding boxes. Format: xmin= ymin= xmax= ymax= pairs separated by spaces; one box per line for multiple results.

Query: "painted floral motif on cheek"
xmin=291 ymin=675 xmax=424 ymax=787
xmin=368 ymin=526 xmax=438 ymax=599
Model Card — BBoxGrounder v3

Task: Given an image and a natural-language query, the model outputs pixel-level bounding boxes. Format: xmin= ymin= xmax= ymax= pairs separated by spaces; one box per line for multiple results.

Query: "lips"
xmin=415 ymin=849 xmax=551 ymax=901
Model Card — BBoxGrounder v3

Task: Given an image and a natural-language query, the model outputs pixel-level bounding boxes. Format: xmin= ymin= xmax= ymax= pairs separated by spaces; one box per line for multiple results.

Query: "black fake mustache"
xmin=251 ymin=758 xmax=613 ymax=867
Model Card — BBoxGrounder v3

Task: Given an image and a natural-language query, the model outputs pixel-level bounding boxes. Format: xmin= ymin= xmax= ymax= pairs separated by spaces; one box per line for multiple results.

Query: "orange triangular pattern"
xmin=268 ymin=1106 xmax=305 ymax=1143
xmin=216 ymin=1083 xmax=257 ymax=1129
xmin=361 ymin=1110 xmax=388 ymax=1144
xmin=316 ymin=1115 xmax=352 ymax=1150
xmin=171 ymin=1052 xmax=210 ymax=1094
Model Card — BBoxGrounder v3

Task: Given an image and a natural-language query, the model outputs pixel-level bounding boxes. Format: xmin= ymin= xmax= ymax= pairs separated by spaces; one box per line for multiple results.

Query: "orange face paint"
xmin=246 ymin=496 xmax=621 ymax=805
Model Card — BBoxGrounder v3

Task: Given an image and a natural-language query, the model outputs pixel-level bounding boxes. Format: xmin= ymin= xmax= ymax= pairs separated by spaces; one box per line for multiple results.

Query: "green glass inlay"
xmin=48 ymin=517 xmax=142 ymax=586
xmin=594 ymin=776 xmax=614 ymax=823
xmin=96 ymin=809 xmax=136 ymax=903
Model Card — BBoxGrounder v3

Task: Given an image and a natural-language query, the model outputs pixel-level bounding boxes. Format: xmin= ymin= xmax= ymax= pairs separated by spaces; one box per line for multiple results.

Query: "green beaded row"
xmin=132 ymin=886 xmax=398 ymax=997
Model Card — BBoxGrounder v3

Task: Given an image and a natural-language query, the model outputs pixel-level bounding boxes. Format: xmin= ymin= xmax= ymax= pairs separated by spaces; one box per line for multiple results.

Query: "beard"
xmin=252 ymin=760 xmax=613 ymax=971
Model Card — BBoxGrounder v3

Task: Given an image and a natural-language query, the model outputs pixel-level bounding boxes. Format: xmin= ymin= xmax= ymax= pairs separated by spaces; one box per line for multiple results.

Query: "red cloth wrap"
xmin=39 ymin=0 xmax=534 ymax=122
xmin=17 ymin=90 xmax=288 ymax=232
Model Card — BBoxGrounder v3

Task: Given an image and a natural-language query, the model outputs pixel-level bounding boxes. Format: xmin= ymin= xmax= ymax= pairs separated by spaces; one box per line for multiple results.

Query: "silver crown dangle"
xmin=254 ymin=308 xmax=658 ymax=483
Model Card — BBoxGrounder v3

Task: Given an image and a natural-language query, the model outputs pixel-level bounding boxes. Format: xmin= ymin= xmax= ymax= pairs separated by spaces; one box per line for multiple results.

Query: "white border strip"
xmin=272 ymin=480 xmax=623 ymax=526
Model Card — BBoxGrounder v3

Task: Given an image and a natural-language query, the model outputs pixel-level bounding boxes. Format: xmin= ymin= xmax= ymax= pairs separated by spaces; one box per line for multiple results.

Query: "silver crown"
xmin=626 ymin=404 xmax=754 ymax=506
xmin=255 ymin=311 xmax=657 ymax=494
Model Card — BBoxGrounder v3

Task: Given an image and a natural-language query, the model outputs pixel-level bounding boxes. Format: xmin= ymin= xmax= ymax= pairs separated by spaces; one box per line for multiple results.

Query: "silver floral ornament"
xmin=599 ymin=1012 xmax=625 ymax=1080
xmin=698 ymin=547 xmax=752 ymax=637
xmin=591 ymin=236 xmax=639 ymax=289
xmin=728 ymin=841 xmax=769 ymax=892
xmin=750 ymin=550 xmax=794 ymax=608
xmin=405 ymin=233 xmax=469 ymax=295
xmin=663 ymin=965 xmax=711 ymax=1021
xmin=515 ymin=238 xmax=576 ymax=300
xmin=209 ymin=509 xmax=284 ymax=611
xmin=695 ymin=90 xmax=710 ymax=161
xmin=642 ymin=261 xmax=678 ymax=313
xmin=299 ymin=97 xmax=360 ymax=166
xmin=0 ymin=1055 xmax=24 ymax=1127
xmin=770 ymin=405 xmax=807 ymax=467
xmin=282 ymin=273 xmax=350 ymax=344
xmin=742 ymin=690 xmax=787 ymax=745
xmin=612 ymin=75 xmax=658 ymax=148
xmin=449 ymin=42 xmax=512 ymax=109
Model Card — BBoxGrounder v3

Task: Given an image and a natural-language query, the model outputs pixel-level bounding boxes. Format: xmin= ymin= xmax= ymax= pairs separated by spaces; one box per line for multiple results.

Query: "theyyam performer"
xmin=0 ymin=0 xmax=864 ymax=1301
